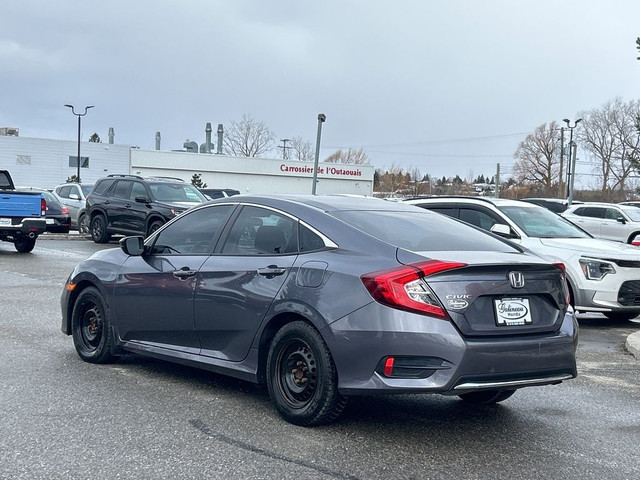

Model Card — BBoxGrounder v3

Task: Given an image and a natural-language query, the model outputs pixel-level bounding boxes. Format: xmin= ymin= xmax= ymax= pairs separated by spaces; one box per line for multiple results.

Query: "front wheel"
xmin=14 ymin=237 xmax=36 ymax=253
xmin=146 ymin=220 xmax=164 ymax=238
xmin=91 ymin=215 xmax=111 ymax=243
xmin=266 ymin=321 xmax=347 ymax=426
xmin=71 ymin=287 xmax=115 ymax=363
xmin=458 ymin=390 xmax=516 ymax=405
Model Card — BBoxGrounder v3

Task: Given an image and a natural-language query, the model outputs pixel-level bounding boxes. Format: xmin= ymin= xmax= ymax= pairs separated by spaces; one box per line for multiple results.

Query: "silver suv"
xmin=53 ymin=183 xmax=93 ymax=231
xmin=405 ymin=196 xmax=640 ymax=321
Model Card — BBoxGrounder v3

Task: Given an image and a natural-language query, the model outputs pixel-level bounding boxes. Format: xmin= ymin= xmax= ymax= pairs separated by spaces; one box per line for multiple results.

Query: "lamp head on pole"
xmin=563 ymin=118 xmax=570 ymax=126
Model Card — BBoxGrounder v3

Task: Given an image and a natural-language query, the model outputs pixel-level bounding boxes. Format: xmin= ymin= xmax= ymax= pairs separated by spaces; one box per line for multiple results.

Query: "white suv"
xmin=561 ymin=202 xmax=640 ymax=244
xmin=406 ymin=196 xmax=640 ymax=321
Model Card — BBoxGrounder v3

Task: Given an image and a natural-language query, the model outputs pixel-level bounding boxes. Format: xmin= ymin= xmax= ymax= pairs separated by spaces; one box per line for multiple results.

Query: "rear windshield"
xmin=330 ymin=210 xmax=519 ymax=252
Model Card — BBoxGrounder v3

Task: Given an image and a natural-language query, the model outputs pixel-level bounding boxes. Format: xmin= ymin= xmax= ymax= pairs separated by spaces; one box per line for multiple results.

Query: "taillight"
xmin=361 ymin=260 xmax=466 ymax=318
xmin=61 ymin=206 xmax=69 ymax=214
xmin=554 ymin=262 xmax=571 ymax=306
xmin=41 ymin=197 xmax=47 ymax=216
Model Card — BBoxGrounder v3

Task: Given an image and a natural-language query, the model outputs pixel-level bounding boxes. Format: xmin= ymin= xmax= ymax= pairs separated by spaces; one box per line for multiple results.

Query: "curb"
xmin=626 ymin=331 xmax=640 ymax=359
xmin=38 ymin=233 xmax=92 ymax=241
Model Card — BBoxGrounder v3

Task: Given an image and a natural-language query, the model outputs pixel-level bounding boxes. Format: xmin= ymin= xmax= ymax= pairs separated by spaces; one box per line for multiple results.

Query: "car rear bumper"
xmin=325 ymin=303 xmax=578 ymax=395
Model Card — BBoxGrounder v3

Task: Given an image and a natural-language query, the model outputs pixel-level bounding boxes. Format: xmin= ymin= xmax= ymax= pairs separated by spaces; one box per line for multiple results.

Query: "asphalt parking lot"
xmin=1 ymin=236 xmax=639 ymax=479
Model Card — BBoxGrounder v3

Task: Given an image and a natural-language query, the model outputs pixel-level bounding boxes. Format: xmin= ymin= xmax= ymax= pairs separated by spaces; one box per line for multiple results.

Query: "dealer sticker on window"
xmin=494 ymin=297 xmax=532 ymax=326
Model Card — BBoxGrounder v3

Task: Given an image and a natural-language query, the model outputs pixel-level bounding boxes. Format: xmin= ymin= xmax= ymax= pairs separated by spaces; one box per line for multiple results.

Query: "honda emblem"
xmin=509 ymin=271 xmax=525 ymax=289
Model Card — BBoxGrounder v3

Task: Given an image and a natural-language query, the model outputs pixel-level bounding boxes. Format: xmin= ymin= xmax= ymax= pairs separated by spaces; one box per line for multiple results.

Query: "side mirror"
xmin=135 ymin=196 xmax=151 ymax=203
xmin=69 ymin=193 xmax=80 ymax=200
xmin=120 ymin=236 xmax=145 ymax=256
xmin=616 ymin=216 xmax=626 ymax=224
xmin=490 ymin=223 xmax=513 ymax=238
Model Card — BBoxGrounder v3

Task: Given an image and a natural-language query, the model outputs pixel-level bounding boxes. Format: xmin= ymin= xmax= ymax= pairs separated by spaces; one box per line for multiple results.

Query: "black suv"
xmin=86 ymin=175 xmax=207 ymax=243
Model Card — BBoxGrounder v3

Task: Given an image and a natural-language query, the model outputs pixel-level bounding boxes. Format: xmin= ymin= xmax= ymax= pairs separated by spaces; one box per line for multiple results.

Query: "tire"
xmin=78 ymin=213 xmax=89 ymax=234
xmin=71 ymin=287 xmax=115 ymax=363
xmin=91 ymin=215 xmax=111 ymax=243
xmin=266 ymin=321 xmax=347 ymax=426
xmin=146 ymin=220 xmax=164 ymax=237
xmin=14 ymin=237 xmax=36 ymax=253
xmin=603 ymin=311 xmax=640 ymax=321
xmin=458 ymin=390 xmax=516 ymax=405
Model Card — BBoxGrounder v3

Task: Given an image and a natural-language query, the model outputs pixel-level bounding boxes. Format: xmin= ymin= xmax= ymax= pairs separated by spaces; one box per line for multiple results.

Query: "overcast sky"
xmin=1 ymin=1 xmax=639 ymax=185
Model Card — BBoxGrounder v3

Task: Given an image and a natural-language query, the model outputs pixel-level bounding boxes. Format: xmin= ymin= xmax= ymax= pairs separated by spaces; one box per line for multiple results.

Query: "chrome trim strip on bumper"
xmin=453 ymin=374 xmax=573 ymax=391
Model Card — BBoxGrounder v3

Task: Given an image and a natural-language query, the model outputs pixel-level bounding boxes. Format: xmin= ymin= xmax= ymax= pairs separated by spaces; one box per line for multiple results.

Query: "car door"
xmin=567 ymin=207 xmax=604 ymax=237
xmin=600 ymin=207 xmax=629 ymax=242
xmin=194 ymin=205 xmax=298 ymax=361
xmin=113 ymin=204 xmax=234 ymax=352
xmin=66 ymin=184 xmax=85 ymax=224
xmin=106 ymin=180 xmax=133 ymax=229
xmin=121 ymin=180 xmax=151 ymax=234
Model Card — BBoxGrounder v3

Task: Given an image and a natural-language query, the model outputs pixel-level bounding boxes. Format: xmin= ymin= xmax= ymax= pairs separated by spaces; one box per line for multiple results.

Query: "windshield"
xmin=150 ymin=183 xmax=207 ymax=203
xmin=330 ymin=210 xmax=519 ymax=252
xmin=498 ymin=205 xmax=591 ymax=238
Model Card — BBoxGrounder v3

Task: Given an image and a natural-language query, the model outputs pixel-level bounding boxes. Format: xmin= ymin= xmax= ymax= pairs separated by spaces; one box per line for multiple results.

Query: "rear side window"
xmin=331 ymin=210 xmax=518 ymax=252
xmin=92 ymin=179 xmax=115 ymax=196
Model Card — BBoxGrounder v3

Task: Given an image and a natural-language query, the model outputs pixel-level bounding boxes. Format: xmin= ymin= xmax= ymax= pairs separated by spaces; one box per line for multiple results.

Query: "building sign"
xmin=280 ymin=163 xmax=363 ymax=177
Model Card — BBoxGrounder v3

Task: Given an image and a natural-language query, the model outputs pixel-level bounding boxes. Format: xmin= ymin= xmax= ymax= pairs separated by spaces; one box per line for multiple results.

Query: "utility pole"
xmin=278 ymin=138 xmax=291 ymax=160
xmin=494 ymin=163 xmax=500 ymax=198
xmin=559 ymin=127 xmax=565 ymax=198
xmin=311 ymin=114 xmax=326 ymax=195
xmin=563 ymin=118 xmax=582 ymax=206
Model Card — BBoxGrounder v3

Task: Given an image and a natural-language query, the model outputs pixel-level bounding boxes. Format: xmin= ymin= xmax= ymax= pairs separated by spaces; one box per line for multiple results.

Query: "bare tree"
xmin=577 ymin=98 xmax=640 ymax=196
xmin=377 ymin=164 xmax=406 ymax=194
xmin=512 ymin=122 xmax=560 ymax=196
xmin=289 ymin=136 xmax=314 ymax=161
xmin=324 ymin=148 xmax=370 ymax=164
xmin=223 ymin=114 xmax=276 ymax=157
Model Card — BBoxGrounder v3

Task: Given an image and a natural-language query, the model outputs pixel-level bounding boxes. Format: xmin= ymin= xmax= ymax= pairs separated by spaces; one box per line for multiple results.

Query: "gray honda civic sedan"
xmin=61 ymin=195 xmax=578 ymax=425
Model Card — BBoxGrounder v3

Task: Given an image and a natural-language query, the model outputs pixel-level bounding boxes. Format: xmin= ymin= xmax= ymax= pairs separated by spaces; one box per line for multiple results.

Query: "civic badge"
xmin=509 ymin=271 xmax=525 ymax=289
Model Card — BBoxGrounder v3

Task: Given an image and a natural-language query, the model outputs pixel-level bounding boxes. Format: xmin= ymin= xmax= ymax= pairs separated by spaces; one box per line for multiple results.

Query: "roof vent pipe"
xmin=155 ymin=132 xmax=161 ymax=150
xmin=108 ymin=127 xmax=115 ymax=144
xmin=217 ymin=123 xmax=223 ymax=154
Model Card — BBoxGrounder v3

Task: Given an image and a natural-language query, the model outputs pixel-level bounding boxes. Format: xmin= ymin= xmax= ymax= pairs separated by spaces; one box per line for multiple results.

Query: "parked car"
xmin=86 ymin=175 xmax=207 ymax=243
xmin=405 ymin=196 xmax=640 ymax=321
xmin=61 ymin=195 xmax=577 ymax=426
xmin=17 ymin=187 xmax=71 ymax=233
xmin=53 ymin=183 xmax=93 ymax=230
xmin=561 ymin=202 xmax=640 ymax=244
xmin=521 ymin=198 xmax=582 ymax=214
xmin=199 ymin=188 xmax=240 ymax=199
xmin=0 ymin=170 xmax=46 ymax=252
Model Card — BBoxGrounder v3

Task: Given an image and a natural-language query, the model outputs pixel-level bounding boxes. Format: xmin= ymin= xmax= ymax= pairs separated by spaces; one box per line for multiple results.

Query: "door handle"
xmin=173 ymin=267 xmax=197 ymax=279
xmin=257 ymin=265 xmax=287 ymax=278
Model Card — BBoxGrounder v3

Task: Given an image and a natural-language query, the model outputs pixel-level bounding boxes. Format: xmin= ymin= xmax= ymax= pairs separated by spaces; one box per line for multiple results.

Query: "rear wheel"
xmin=458 ymin=390 xmax=516 ymax=405
xmin=603 ymin=311 xmax=640 ymax=321
xmin=14 ymin=237 xmax=36 ymax=253
xmin=78 ymin=213 xmax=89 ymax=234
xmin=266 ymin=321 xmax=347 ymax=426
xmin=71 ymin=287 xmax=115 ymax=363
xmin=91 ymin=215 xmax=111 ymax=243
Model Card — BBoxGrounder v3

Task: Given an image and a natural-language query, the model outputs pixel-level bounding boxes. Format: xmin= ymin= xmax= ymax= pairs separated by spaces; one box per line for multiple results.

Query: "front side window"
xmin=57 ymin=186 xmax=72 ymax=199
xmin=150 ymin=205 xmax=233 ymax=255
xmin=111 ymin=180 xmax=132 ymax=199
xmin=130 ymin=182 xmax=148 ymax=201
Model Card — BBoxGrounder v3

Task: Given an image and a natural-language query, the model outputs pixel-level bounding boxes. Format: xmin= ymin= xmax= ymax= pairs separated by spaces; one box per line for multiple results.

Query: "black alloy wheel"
xmin=78 ymin=213 xmax=89 ymax=234
xmin=71 ymin=287 xmax=115 ymax=363
xmin=90 ymin=215 xmax=110 ymax=243
xmin=266 ymin=321 xmax=347 ymax=426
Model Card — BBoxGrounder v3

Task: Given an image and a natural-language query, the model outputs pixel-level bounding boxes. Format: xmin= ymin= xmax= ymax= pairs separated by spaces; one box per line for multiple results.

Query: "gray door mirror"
xmin=120 ymin=236 xmax=145 ymax=256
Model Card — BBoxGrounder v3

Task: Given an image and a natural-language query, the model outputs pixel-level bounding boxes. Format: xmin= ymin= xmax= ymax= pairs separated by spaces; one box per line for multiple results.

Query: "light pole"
xmin=64 ymin=104 xmax=94 ymax=183
xmin=311 ymin=114 xmax=326 ymax=195
xmin=563 ymin=118 xmax=582 ymax=206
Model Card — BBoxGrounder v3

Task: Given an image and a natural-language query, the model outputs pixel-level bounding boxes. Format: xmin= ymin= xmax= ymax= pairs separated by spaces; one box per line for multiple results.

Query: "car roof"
xmin=404 ymin=196 xmax=537 ymax=208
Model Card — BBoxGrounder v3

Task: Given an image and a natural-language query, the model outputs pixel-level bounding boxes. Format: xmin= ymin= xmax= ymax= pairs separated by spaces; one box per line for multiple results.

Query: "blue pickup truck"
xmin=0 ymin=170 xmax=47 ymax=253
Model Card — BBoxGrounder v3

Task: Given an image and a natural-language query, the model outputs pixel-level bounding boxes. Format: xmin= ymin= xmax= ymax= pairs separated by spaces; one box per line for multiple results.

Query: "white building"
xmin=131 ymin=149 xmax=373 ymax=196
xmin=0 ymin=132 xmax=374 ymax=195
